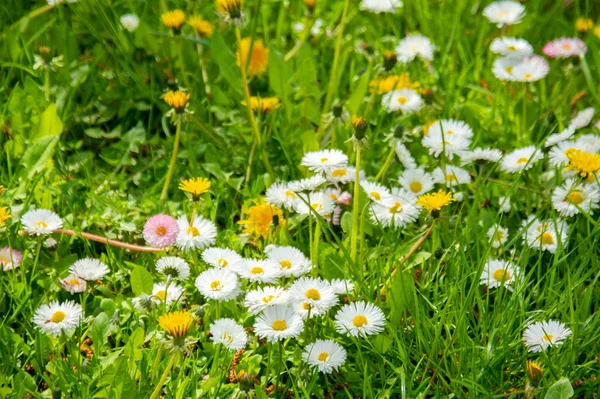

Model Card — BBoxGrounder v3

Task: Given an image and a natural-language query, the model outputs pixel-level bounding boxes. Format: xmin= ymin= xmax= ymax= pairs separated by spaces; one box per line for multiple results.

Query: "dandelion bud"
xmin=434 ymin=247 xmax=445 ymax=259
xmin=303 ymin=0 xmax=316 ymax=13
xmin=393 ymin=124 xmax=405 ymax=139
xmin=383 ymin=50 xmax=397 ymax=72
xmin=351 ymin=116 xmax=368 ymax=140
xmin=238 ymin=370 xmax=256 ymax=392
xmin=526 ymin=360 xmax=544 ymax=387
xmin=216 ymin=0 xmax=243 ymax=23
xmin=422 ymin=88 xmax=435 ymax=104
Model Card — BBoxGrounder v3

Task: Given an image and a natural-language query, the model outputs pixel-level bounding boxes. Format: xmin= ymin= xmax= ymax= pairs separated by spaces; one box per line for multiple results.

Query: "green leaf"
xmin=124 ymin=326 xmax=145 ymax=363
xmin=210 ymin=31 xmax=242 ymax=96
xmin=33 ymin=103 xmax=63 ymax=141
xmin=544 ymin=378 xmax=574 ymax=399
xmin=20 ymin=135 xmax=58 ymax=178
xmin=91 ymin=313 xmax=111 ymax=354
xmin=347 ymin=67 xmax=372 ymax=115
xmin=371 ymin=334 xmax=393 ymax=354
xmin=130 ymin=266 xmax=153 ymax=296
xmin=268 ymin=50 xmax=292 ymax=120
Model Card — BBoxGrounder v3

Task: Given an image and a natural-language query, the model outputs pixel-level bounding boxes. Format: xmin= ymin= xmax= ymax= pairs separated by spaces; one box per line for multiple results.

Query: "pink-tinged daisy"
xmin=143 ymin=214 xmax=180 ymax=248
xmin=0 ymin=247 xmax=23 ymax=271
xmin=543 ymin=38 xmax=587 ymax=59
xmin=61 ymin=273 xmax=87 ymax=294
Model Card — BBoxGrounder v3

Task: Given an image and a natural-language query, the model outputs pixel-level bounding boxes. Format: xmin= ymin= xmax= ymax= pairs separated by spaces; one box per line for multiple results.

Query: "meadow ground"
xmin=1 ymin=0 xmax=600 ymax=398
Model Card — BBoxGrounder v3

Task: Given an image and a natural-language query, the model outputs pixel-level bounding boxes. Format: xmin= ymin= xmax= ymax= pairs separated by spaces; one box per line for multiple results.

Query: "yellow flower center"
xmin=68 ymin=279 xmax=81 ymax=286
xmin=507 ymin=45 xmax=517 ymax=51
xmin=35 ymin=221 xmax=48 ymax=229
xmin=409 ymin=181 xmax=423 ymax=193
xmin=524 ymin=73 xmax=532 ymax=80
xmin=353 ymin=315 xmax=368 ymax=327
xmin=272 ymin=320 xmax=287 ymax=331
xmin=562 ymin=44 xmax=571 ymax=50
xmin=155 ymin=290 xmax=167 ymax=300
xmin=311 ymin=203 xmax=323 ymax=212
xmin=516 ymin=157 xmax=529 ymax=164
xmin=317 ymin=352 xmax=330 ymax=362
xmin=285 ymin=190 xmax=296 ymax=198
xmin=566 ymin=191 xmax=584 ymax=205
xmin=51 ymin=311 xmax=66 ymax=323
xmin=446 ymin=130 xmax=454 ymax=136
xmin=566 ymin=149 xmax=600 ymax=177
xmin=302 ymin=302 xmax=311 ymax=310
xmin=505 ymin=66 xmax=513 ymax=74
xmin=305 ymin=288 xmax=321 ymax=300
xmin=542 ymin=334 xmax=553 ymax=342
xmin=217 ymin=258 xmax=228 ymax=267
xmin=331 ymin=169 xmax=347 ymax=177
xmin=397 ymin=96 xmax=408 ymax=104
xmin=329 ymin=193 xmax=339 ymax=201
xmin=210 ymin=280 xmax=223 ymax=291
xmin=320 ymin=157 xmax=329 ymax=163
xmin=493 ymin=269 xmax=510 ymax=282
xmin=280 ymin=260 xmax=292 ymax=269
xmin=187 ymin=226 xmax=200 ymax=237
xmin=222 ymin=333 xmax=233 ymax=343
xmin=493 ymin=231 xmax=504 ymax=242
xmin=262 ymin=295 xmax=275 ymax=303
xmin=371 ymin=192 xmax=381 ymax=200
xmin=445 ymin=174 xmax=457 ymax=182
xmin=540 ymin=232 xmax=555 ymax=245
xmin=156 ymin=226 xmax=167 ymax=236
xmin=389 ymin=202 xmax=402 ymax=214
xmin=250 ymin=266 xmax=264 ymax=275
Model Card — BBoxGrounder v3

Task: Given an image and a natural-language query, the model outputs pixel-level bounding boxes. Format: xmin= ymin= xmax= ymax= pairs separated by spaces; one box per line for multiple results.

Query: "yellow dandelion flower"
xmin=158 ymin=311 xmax=194 ymax=348
xmin=369 ymin=73 xmax=420 ymax=94
xmin=594 ymin=25 xmax=600 ymax=39
xmin=180 ymin=177 xmax=211 ymax=198
xmin=216 ymin=0 xmax=243 ymax=21
xmin=241 ymin=97 xmax=280 ymax=114
xmin=238 ymin=199 xmax=285 ymax=240
xmin=237 ymin=38 xmax=269 ymax=77
xmin=188 ymin=16 xmax=214 ymax=37
xmin=526 ymin=360 xmax=544 ymax=387
xmin=565 ymin=149 xmax=600 ymax=178
xmin=0 ymin=207 xmax=10 ymax=226
xmin=161 ymin=10 xmax=186 ymax=33
xmin=164 ymin=90 xmax=191 ymax=113
xmin=575 ymin=17 xmax=594 ymax=32
xmin=416 ymin=190 xmax=454 ymax=214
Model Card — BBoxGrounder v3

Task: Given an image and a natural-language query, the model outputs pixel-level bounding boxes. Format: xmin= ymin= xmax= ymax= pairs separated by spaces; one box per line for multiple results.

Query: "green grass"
xmin=1 ymin=0 xmax=600 ymax=397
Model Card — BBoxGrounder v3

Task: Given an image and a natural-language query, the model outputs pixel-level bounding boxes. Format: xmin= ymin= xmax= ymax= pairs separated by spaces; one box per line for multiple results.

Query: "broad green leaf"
xmin=210 ymin=31 xmax=242 ymax=96
xmin=124 ymin=326 xmax=145 ymax=363
xmin=347 ymin=66 xmax=372 ymax=115
xmin=268 ymin=50 xmax=292 ymax=120
xmin=130 ymin=266 xmax=153 ymax=296
xmin=91 ymin=312 xmax=111 ymax=353
xmin=33 ymin=103 xmax=62 ymax=141
xmin=544 ymin=378 xmax=574 ymax=399
xmin=20 ymin=135 xmax=58 ymax=178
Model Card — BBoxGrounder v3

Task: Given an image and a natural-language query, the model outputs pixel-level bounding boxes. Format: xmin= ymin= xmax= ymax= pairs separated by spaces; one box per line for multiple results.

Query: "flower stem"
xmin=149 ymin=354 xmax=177 ymax=399
xmin=580 ymin=55 xmax=598 ymax=101
xmin=375 ymin=145 xmax=396 ymax=182
xmin=519 ymin=84 xmax=527 ymax=146
xmin=29 ymin=239 xmax=42 ymax=286
xmin=160 ymin=117 xmax=182 ymax=201
xmin=44 ymin=69 xmax=50 ymax=101
xmin=284 ymin=16 xmax=312 ymax=62
xmin=196 ymin=42 xmax=211 ymax=98
xmin=350 ymin=143 xmax=362 ymax=263
xmin=312 ymin=221 xmax=321 ymax=272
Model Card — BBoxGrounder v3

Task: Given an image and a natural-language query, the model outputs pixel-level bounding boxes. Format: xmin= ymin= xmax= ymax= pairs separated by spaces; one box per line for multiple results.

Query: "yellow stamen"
xmin=305 ymin=288 xmax=321 ymax=300
xmin=353 ymin=315 xmax=367 ymax=327
xmin=271 ymin=320 xmax=287 ymax=331
xmin=51 ymin=311 xmax=66 ymax=323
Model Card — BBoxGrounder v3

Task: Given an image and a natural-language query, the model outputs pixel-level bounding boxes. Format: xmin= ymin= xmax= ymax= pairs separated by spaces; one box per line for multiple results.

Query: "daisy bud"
xmin=333 ymin=103 xmax=344 ymax=119
xmin=351 ymin=116 xmax=368 ymax=140
xmin=383 ymin=50 xmax=397 ymax=72
xmin=434 ymin=247 xmax=445 ymax=259
xmin=526 ymin=360 xmax=544 ymax=387
xmin=238 ymin=370 xmax=256 ymax=392
xmin=393 ymin=124 xmax=405 ymax=139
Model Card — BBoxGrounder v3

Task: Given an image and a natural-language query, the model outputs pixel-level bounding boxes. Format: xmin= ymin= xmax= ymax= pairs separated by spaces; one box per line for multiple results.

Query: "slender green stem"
xmin=284 ymin=16 xmax=312 ymax=62
xmin=277 ymin=340 xmax=283 ymax=392
xmin=44 ymin=69 xmax=50 ymax=101
xmin=312 ymin=222 xmax=321 ymax=272
xmin=519 ymin=84 xmax=527 ymax=146
xmin=308 ymin=193 xmax=314 ymax=270
xmin=177 ymin=37 xmax=191 ymax=90
xmin=580 ymin=56 xmax=598 ymax=101
xmin=149 ymin=353 xmax=177 ymax=399
xmin=375 ymin=145 xmax=396 ymax=182
xmin=350 ymin=143 xmax=362 ymax=263
xmin=195 ymin=41 xmax=211 ymax=97
xmin=30 ymin=240 xmax=42 ymax=286
xmin=160 ymin=117 xmax=182 ymax=201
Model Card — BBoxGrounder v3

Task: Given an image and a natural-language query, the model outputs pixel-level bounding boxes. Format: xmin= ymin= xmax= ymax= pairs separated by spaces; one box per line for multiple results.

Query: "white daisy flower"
xmin=360 ymin=181 xmax=392 ymax=203
xmin=500 ymin=146 xmax=543 ymax=173
xmin=369 ymin=189 xmax=421 ymax=228
xmin=382 ymin=89 xmax=423 ymax=113
xmin=395 ymin=143 xmax=417 ymax=169
xmin=244 ymin=286 xmax=290 ymax=314
xmin=575 ymin=134 xmax=600 ymax=153
xmin=487 ymin=225 xmax=508 ymax=248
xmin=523 ymin=320 xmax=571 ymax=353
xmin=60 ymin=273 xmax=87 ymax=294
xmin=428 ymin=119 xmax=473 ymax=139
xmin=202 ymin=247 xmax=244 ymax=270
xmin=422 ymin=131 xmax=471 ymax=158
xmin=303 ymin=340 xmax=347 ymax=374
xmin=523 ymin=217 xmax=569 ymax=253
xmin=511 ymin=56 xmax=549 ymax=82
xmin=288 ymin=175 xmax=327 ymax=192
xmin=325 ymin=166 xmax=362 ymax=185
xmin=156 ymin=256 xmax=190 ymax=280
xmin=330 ymin=279 xmax=355 ymax=295
xmin=33 ymin=300 xmax=83 ymax=337
xmin=69 ymin=258 xmax=109 ymax=281
xmin=569 ymin=107 xmax=594 ymax=129
xmin=289 ymin=277 xmax=338 ymax=317
xmin=432 ymin=165 xmax=471 ymax=187
xmin=360 ymin=0 xmax=402 ymax=13
xmin=489 ymin=37 xmax=533 ymax=58
xmin=545 ymin=127 xmax=576 ymax=148
xmin=480 ymin=259 xmax=518 ymax=291
xmin=395 ymin=34 xmax=435 ymax=63
xmin=548 ymin=140 xmax=581 ymax=166
xmin=459 ymin=147 xmax=503 ymax=164
xmin=552 ymin=179 xmax=600 ymax=217
xmin=398 ymin=168 xmax=435 ymax=196
xmin=21 ymin=209 xmax=63 ymax=235
xmin=301 ymin=149 xmax=348 ymax=173
xmin=266 ymin=183 xmax=300 ymax=211
xmin=492 ymin=56 xmax=522 ymax=81
xmin=195 ymin=269 xmax=240 ymax=301
xmin=499 ymin=196 xmax=511 ymax=213
xmin=254 ymin=306 xmax=304 ymax=342
xmin=483 ymin=1 xmax=525 ymax=28
xmin=235 ymin=259 xmax=281 ymax=283
xmin=120 ymin=14 xmax=140 ymax=32
xmin=175 ymin=215 xmax=217 ymax=251
xmin=334 ymin=301 xmax=386 ymax=337
xmin=151 ymin=282 xmax=185 ymax=305
xmin=266 ymin=246 xmax=311 ymax=277
xmin=209 ymin=318 xmax=248 ymax=350
xmin=294 ymin=191 xmax=336 ymax=216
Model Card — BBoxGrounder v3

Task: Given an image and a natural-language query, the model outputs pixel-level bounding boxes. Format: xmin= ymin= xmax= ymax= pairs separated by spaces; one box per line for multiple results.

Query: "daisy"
xmin=33 ymin=300 xmax=82 ymax=337
xmin=483 ymin=1 xmax=525 ymax=28
xmin=156 ymin=256 xmax=190 ymax=280
xmin=480 ymin=259 xmax=518 ymax=291
xmin=195 ymin=268 xmax=240 ymax=301
xmin=0 ymin=247 xmax=23 ymax=271
xmin=60 ymin=273 xmax=87 ymax=294
xmin=432 ymin=165 xmax=471 ymax=187
xmin=209 ymin=318 xmax=248 ymax=350
xmin=360 ymin=181 xmax=392 ymax=202
xmin=301 ymin=149 xmax=348 ymax=173
xmin=523 ymin=217 xmax=569 ymax=253
xmin=334 ymin=301 xmax=386 ymax=337
xmin=487 ymin=225 xmax=508 ymax=248
xmin=289 ymin=277 xmax=338 ymax=317
xmin=422 ymin=130 xmax=471 ymax=158
xmin=575 ymin=134 xmax=600 ymax=153
xmin=266 ymin=246 xmax=311 ymax=277
xmin=325 ymin=166 xmax=361 ymax=185
xmin=489 ymin=37 xmax=533 ymax=58
xmin=459 ymin=148 xmax=503 ymax=164
xmin=369 ymin=189 xmax=421 ymax=228
xmin=545 ymin=127 xmax=576 ymax=148
xmin=398 ymin=168 xmax=434 ymax=196
xmin=303 ymin=340 xmax=347 ymax=374
xmin=21 ymin=209 xmax=62 ymax=235
xmin=569 ymin=107 xmax=595 ymax=130
xmin=492 ymin=56 xmax=522 ymax=81
xmin=327 ymin=188 xmax=352 ymax=205
xmin=552 ymin=179 xmax=600 ymax=217
xmin=395 ymin=34 xmax=435 ymax=63
xmin=294 ymin=191 xmax=336 ymax=216
xmin=120 ymin=14 xmax=139 ymax=32
xmin=543 ymin=38 xmax=587 ymax=59
xmin=360 ymin=0 xmax=402 ymax=13
xmin=266 ymin=183 xmax=299 ymax=210
xmin=395 ymin=143 xmax=417 ymax=169
xmin=511 ymin=56 xmax=549 ymax=82
xmin=254 ymin=306 xmax=304 ymax=342
xmin=152 ymin=282 xmax=186 ymax=305
xmin=244 ymin=286 xmax=290 ymax=314
xmin=499 ymin=196 xmax=511 ymax=213
xmin=235 ymin=259 xmax=281 ymax=283
xmin=69 ymin=258 xmax=109 ymax=281
xmin=202 ymin=247 xmax=244 ymax=270
xmin=565 ymin=149 xmax=600 ymax=179
xmin=523 ymin=320 xmax=571 ymax=352
xmin=288 ymin=175 xmax=327 ymax=192
xmin=143 ymin=214 xmax=179 ymax=248
xmin=175 ymin=215 xmax=217 ymax=251
xmin=500 ymin=146 xmax=543 ymax=173
xmin=427 ymin=119 xmax=473 ymax=139
xmin=382 ymin=89 xmax=423 ymax=113
xmin=330 ymin=279 xmax=355 ymax=295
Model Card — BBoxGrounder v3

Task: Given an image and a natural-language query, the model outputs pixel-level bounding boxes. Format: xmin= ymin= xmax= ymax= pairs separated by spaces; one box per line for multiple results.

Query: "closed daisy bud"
xmin=161 ymin=10 xmax=186 ymax=34
xmin=526 ymin=360 xmax=544 ymax=387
